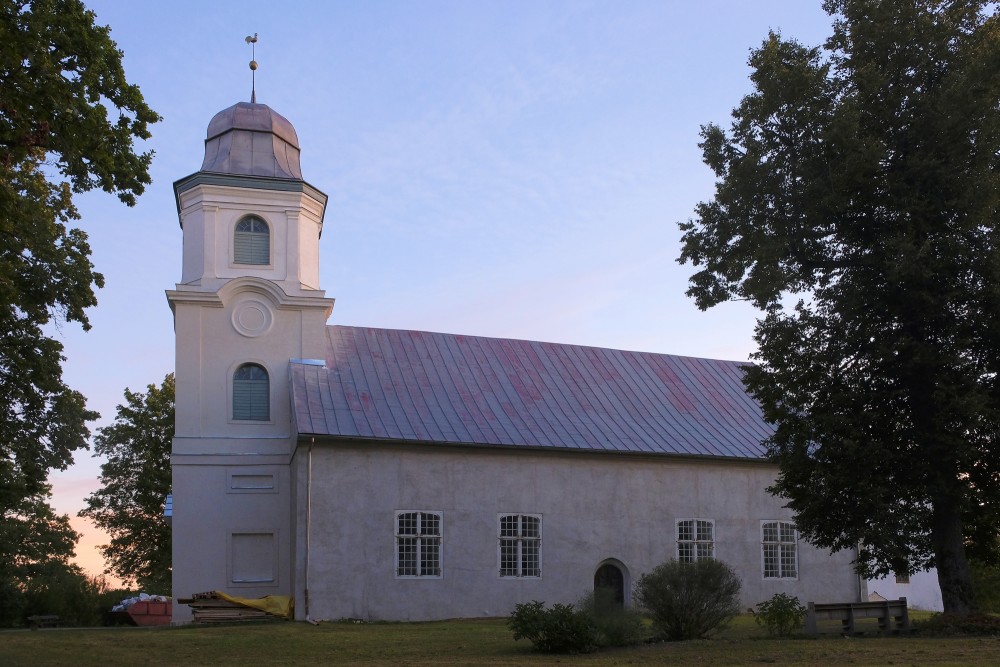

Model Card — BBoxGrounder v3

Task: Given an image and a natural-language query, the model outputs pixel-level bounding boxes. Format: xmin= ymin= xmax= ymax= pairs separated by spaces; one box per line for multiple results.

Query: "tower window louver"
xmin=234 ymin=216 xmax=270 ymax=265
xmin=233 ymin=363 xmax=269 ymax=421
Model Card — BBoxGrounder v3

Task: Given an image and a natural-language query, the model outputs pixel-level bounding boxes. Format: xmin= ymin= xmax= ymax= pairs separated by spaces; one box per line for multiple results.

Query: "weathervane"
xmin=246 ymin=33 xmax=258 ymax=103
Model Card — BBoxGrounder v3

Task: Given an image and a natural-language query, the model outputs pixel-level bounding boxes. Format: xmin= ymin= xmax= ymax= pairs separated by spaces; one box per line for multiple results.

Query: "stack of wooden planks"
xmin=178 ymin=591 xmax=280 ymax=624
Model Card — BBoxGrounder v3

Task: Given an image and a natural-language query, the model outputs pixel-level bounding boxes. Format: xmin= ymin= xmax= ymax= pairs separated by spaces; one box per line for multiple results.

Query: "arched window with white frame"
xmin=233 ymin=363 xmax=269 ymax=421
xmin=234 ymin=215 xmax=270 ymax=265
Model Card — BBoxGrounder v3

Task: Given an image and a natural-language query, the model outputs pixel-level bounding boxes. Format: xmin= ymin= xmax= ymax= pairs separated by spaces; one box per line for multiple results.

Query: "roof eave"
xmin=294 ymin=432 xmax=770 ymax=465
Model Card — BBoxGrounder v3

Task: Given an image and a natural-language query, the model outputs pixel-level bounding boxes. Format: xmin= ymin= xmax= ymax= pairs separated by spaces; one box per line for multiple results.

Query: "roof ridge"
xmin=325 ymin=324 xmax=753 ymax=365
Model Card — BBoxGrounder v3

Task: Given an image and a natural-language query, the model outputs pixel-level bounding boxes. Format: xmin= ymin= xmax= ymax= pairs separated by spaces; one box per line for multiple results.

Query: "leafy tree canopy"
xmin=0 ymin=493 xmax=123 ymax=628
xmin=81 ymin=374 xmax=173 ymax=593
xmin=679 ymin=0 xmax=1000 ymax=614
xmin=0 ymin=488 xmax=79 ymax=581
xmin=0 ymin=487 xmax=80 ymax=625
xmin=0 ymin=0 xmax=159 ymax=510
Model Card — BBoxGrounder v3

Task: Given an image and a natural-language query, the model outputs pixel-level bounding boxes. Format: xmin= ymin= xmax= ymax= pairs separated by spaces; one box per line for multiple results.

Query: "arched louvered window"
xmin=234 ymin=216 xmax=270 ymax=265
xmin=233 ymin=363 xmax=269 ymax=421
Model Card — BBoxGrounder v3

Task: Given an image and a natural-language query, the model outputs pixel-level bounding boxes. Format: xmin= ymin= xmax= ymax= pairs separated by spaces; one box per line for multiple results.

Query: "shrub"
xmin=21 ymin=564 xmax=116 ymax=627
xmin=508 ymin=600 xmax=599 ymax=653
xmin=970 ymin=560 xmax=1000 ymax=613
xmin=753 ymin=593 xmax=806 ymax=636
xmin=578 ymin=586 xmax=646 ymax=647
xmin=912 ymin=613 xmax=1000 ymax=637
xmin=634 ymin=558 xmax=742 ymax=640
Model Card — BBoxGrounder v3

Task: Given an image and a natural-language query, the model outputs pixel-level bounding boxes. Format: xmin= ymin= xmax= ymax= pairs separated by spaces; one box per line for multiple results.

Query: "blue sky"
xmin=50 ymin=0 xmax=835 ymax=582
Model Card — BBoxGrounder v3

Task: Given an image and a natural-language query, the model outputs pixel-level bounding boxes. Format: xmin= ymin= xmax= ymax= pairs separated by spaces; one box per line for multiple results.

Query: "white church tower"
xmin=167 ymin=101 xmax=332 ymax=621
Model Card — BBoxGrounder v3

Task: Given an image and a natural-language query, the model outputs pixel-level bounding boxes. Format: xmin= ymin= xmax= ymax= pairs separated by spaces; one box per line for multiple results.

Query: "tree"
xmin=80 ymin=374 xmax=173 ymax=593
xmin=0 ymin=488 xmax=80 ymax=626
xmin=21 ymin=561 xmax=112 ymax=627
xmin=0 ymin=0 xmax=159 ymax=513
xmin=678 ymin=0 xmax=1000 ymax=614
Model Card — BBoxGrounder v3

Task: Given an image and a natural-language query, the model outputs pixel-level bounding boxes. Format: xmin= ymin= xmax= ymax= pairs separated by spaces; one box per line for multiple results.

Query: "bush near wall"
xmin=752 ymin=593 xmax=807 ymax=637
xmin=578 ymin=587 xmax=645 ymax=647
xmin=634 ymin=558 xmax=742 ymax=640
xmin=508 ymin=600 xmax=599 ymax=654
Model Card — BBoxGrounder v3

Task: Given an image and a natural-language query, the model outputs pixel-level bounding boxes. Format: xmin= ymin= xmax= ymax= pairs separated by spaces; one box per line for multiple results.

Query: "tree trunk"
xmin=932 ymin=496 xmax=976 ymax=614
xmin=899 ymin=308 xmax=976 ymax=615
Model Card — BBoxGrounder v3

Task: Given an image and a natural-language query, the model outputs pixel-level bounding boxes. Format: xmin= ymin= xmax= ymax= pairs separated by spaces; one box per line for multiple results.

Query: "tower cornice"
xmin=174 ymin=171 xmax=328 ymax=225
xmin=167 ymin=277 xmax=335 ymax=317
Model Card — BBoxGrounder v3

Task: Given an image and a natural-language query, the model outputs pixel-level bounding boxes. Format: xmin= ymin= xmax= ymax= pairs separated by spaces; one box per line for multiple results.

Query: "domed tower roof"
xmin=201 ymin=101 xmax=302 ymax=179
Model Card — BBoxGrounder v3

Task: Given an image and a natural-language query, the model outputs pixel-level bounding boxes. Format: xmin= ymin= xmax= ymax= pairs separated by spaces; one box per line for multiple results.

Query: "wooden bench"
xmin=805 ymin=598 xmax=909 ymax=635
xmin=27 ymin=614 xmax=61 ymax=629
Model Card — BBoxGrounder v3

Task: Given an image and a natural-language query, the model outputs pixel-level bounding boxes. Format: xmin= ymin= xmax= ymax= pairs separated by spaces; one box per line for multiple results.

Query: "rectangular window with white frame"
xmin=499 ymin=514 xmax=541 ymax=577
xmin=395 ymin=511 xmax=442 ymax=577
xmin=677 ymin=519 xmax=714 ymax=562
xmin=761 ymin=521 xmax=798 ymax=579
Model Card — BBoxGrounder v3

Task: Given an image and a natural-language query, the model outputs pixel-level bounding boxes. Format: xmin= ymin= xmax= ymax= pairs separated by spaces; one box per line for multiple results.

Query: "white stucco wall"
xmin=867 ymin=570 xmax=943 ymax=611
xmin=294 ymin=442 xmax=861 ymax=622
xmin=171 ymin=458 xmax=294 ymax=622
xmin=176 ymin=182 xmax=326 ymax=293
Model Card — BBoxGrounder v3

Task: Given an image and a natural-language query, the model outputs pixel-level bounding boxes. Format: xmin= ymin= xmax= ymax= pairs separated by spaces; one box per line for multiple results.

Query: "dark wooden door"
xmin=594 ymin=563 xmax=625 ymax=606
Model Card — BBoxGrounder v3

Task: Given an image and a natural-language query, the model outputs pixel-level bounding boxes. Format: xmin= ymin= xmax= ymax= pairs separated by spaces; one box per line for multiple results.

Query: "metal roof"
xmin=201 ymin=102 xmax=302 ymax=179
xmin=290 ymin=326 xmax=774 ymax=459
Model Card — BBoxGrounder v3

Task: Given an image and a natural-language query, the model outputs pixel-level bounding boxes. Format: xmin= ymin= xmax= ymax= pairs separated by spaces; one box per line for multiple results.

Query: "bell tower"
xmin=167 ymin=100 xmax=333 ymax=621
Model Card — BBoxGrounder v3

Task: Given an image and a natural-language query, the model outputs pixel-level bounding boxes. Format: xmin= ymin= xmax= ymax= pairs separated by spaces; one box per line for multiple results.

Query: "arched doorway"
xmin=594 ymin=561 xmax=626 ymax=607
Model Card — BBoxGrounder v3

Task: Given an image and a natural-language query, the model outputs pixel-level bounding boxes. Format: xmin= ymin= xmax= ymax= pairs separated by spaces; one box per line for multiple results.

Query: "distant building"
xmin=866 ymin=571 xmax=943 ymax=612
xmin=168 ymin=100 xmax=894 ymax=622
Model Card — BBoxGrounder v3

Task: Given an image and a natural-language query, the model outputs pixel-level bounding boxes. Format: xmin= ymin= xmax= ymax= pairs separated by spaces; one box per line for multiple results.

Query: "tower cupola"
xmin=201 ymin=102 xmax=302 ymax=179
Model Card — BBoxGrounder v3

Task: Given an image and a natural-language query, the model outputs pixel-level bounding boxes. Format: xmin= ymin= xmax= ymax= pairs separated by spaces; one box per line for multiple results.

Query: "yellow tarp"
xmin=215 ymin=591 xmax=294 ymax=618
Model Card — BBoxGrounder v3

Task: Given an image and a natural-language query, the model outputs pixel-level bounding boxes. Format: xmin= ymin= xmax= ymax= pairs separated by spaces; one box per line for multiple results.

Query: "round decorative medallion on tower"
xmin=201 ymin=101 xmax=302 ymax=179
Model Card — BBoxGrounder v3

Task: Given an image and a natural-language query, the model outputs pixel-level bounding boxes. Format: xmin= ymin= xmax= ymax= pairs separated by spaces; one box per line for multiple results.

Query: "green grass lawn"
xmin=2 ymin=614 xmax=998 ymax=667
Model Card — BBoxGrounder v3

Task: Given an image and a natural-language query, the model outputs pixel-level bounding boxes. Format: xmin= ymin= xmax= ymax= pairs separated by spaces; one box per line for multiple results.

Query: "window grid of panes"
xmin=395 ymin=511 xmax=441 ymax=577
xmin=499 ymin=514 xmax=540 ymax=577
xmin=234 ymin=216 xmax=270 ymax=265
xmin=762 ymin=521 xmax=797 ymax=578
xmin=232 ymin=363 xmax=269 ymax=421
xmin=677 ymin=519 xmax=714 ymax=562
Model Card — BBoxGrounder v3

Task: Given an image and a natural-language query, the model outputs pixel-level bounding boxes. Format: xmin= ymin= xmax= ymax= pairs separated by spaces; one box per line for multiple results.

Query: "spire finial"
xmin=245 ymin=33 xmax=259 ymax=103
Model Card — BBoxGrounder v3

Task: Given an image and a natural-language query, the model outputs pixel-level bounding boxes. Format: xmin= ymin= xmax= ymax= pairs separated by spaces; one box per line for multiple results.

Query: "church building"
xmin=167 ymin=100 xmax=866 ymax=623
